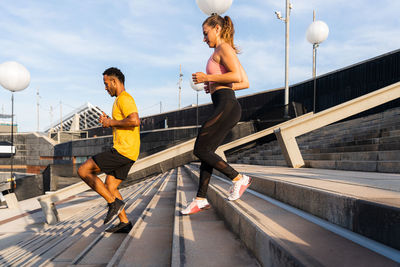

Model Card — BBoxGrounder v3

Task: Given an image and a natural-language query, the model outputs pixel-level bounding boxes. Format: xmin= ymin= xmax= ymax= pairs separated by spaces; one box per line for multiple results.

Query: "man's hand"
xmin=99 ymin=112 xmax=112 ymax=128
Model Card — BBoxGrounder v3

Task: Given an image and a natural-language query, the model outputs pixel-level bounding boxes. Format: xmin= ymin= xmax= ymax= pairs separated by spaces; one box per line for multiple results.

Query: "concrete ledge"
xmin=229 ymin=167 xmax=400 ymax=250
xmin=183 ymin=165 xmax=398 ymax=266
xmin=4 ymin=193 xmax=19 ymax=209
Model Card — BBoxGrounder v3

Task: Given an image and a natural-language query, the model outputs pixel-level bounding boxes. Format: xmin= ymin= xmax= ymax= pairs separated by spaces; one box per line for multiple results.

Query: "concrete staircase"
xmin=228 ymin=106 xmax=400 ymax=173
xmin=1 ymin=163 xmax=399 ymax=266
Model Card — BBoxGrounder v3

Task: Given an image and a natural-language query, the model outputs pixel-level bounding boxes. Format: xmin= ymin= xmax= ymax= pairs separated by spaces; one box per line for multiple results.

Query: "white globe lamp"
xmin=0 ymin=61 xmax=31 ymax=92
xmin=0 ymin=61 xmax=31 ymax=190
xmin=306 ymin=20 xmax=329 ymax=45
xmin=190 ymin=77 xmax=204 ymax=130
xmin=306 ymin=19 xmax=329 ymax=113
xmin=196 ymin=0 xmax=233 ymax=15
xmin=190 ymin=77 xmax=204 ymax=92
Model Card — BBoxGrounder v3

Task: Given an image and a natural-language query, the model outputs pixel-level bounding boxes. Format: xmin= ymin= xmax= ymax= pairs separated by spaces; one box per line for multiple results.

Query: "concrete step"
xmin=107 ymin=169 xmax=177 ymax=266
xmin=305 ymin=160 xmax=377 ymax=172
xmin=303 ymin=151 xmax=378 ymax=161
xmin=67 ymin=172 xmax=168 ymax=266
xmin=382 ymin=129 xmax=400 ymax=137
xmin=0 ymin=194 xmax=107 ymax=266
xmin=43 ymin=176 xmax=162 ymax=267
xmin=303 ymin=151 xmax=400 ymax=162
xmin=237 ymin=159 xmax=288 ymax=167
xmin=184 ymin=164 xmax=400 ymax=266
xmin=0 ymin=176 xmax=159 ymax=266
xmin=229 ymin=164 xmax=400 ymax=251
xmin=305 ymin=159 xmax=400 ymax=173
xmin=50 ymin=176 xmax=161 ymax=266
xmin=171 ymin=166 xmax=259 ymax=267
xmin=377 ymin=161 xmax=400 ymax=173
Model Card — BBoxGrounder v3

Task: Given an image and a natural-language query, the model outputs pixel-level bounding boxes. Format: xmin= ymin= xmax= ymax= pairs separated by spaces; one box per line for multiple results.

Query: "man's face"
xmin=103 ymin=75 xmax=116 ymax=97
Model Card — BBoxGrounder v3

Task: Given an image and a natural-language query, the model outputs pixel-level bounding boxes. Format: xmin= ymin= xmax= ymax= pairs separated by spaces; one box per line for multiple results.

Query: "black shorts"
xmin=92 ymin=148 xmax=135 ymax=180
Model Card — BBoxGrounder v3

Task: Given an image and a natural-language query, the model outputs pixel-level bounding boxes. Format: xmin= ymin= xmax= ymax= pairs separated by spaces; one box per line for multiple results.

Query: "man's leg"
xmin=77 ymin=158 xmax=116 ymax=203
xmin=105 ymin=175 xmax=129 ymax=223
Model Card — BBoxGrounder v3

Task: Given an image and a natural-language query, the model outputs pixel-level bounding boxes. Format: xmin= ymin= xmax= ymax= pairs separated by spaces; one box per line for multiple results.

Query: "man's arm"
xmin=99 ymin=112 xmax=140 ymax=128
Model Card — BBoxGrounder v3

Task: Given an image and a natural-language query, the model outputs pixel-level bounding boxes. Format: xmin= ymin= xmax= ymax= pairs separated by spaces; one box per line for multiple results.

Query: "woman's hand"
xmin=192 ymin=72 xmax=208 ymax=83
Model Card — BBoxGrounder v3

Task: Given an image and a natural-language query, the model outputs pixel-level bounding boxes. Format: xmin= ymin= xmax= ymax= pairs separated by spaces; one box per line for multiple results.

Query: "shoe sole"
xmin=104 ymin=202 xmax=126 ymax=225
xmin=105 ymin=223 xmax=132 ymax=233
xmin=181 ymin=204 xmax=211 ymax=215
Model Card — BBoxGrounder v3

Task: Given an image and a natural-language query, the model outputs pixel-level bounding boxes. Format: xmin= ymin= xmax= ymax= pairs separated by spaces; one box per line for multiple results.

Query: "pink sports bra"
xmin=206 ymin=54 xmax=227 ymax=76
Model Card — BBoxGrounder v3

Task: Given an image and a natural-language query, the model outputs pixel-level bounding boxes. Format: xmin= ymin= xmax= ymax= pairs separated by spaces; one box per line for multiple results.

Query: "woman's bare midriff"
xmin=209 ymin=83 xmax=233 ymax=94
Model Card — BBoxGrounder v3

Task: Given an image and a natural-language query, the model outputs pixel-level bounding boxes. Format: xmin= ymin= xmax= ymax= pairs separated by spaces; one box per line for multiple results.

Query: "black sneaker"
xmin=104 ymin=198 xmax=125 ymax=225
xmin=105 ymin=221 xmax=133 ymax=233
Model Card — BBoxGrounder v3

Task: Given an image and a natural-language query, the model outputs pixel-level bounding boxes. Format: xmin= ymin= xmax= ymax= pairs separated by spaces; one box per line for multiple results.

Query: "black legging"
xmin=194 ymin=88 xmax=241 ymax=198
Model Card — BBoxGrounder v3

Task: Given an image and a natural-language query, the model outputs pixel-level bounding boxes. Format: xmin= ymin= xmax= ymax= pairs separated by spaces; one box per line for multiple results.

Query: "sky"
xmin=0 ymin=0 xmax=399 ymax=132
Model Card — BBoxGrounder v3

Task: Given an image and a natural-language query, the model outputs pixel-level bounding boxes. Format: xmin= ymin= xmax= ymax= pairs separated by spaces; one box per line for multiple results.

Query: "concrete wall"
xmin=0 ymin=133 xmax=55 ymax=174
xmin=0 ymin=172 xmax=43 ymax=201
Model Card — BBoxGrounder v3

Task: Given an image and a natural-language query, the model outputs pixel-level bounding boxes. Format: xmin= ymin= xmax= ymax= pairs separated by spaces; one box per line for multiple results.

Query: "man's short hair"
xmin=103 ymin=67 xmax=125 ymax=85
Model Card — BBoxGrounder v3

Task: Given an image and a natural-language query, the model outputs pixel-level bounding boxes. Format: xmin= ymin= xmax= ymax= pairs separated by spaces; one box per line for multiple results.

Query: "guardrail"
xmin=37 ymin=81 xmax=400 ymax=224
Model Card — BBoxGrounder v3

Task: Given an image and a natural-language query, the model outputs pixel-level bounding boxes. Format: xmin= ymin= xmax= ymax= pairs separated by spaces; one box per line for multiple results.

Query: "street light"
xmin=0 ymin=61 xmax=31 ymax=190
xmin=196 ymin=0 xmax=233 ymax=15
xmin=306 ymin=11 xmax=329 ymax=112
xmin=190 ymin=78 xmax=205 ymax=132
xmin=275 ymin=1 xmax=292 ymax=118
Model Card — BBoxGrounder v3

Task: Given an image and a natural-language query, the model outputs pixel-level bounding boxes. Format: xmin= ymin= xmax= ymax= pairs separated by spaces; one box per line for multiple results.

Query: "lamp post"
xmin=0 ymin=61 xmax=31 ymax=190
xmin=196 ymin=0 xmax=233 ymax=15
xmin=275 ymin=1 xmax=292 ymax=118
xmin=190 ymin=78 xmax=205 ymax=133
xmin=306 ymin=11 xmax=329 ymax=113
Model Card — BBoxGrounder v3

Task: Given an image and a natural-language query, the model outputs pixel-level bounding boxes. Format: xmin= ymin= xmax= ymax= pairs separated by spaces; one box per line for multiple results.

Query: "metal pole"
xmin=10 ymin=93 xmax=14 ymax=191
xmin=196 ymin=92 xmax=199 ymax=133
xmin=313 ymin=44 xmax=318 ymax=112
xmin=284 ymin=0 xmax=290 ymax=118
xmin=60 ymin=101 xmax=63 ymax=132
xmin=312 ymin=11 xmax=317 ymax=113
xmin=36 ymin=88 xmax=40 ymax=132
xmin=179 ymin=65 xmax=183 ymax=110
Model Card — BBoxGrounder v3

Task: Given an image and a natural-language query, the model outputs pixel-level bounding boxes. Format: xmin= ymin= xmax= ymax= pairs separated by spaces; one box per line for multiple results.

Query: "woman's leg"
xmin=194 ymin=96 xmax=241 ymax=197
xmin=197 ymin=162 xmax=213 ymax=198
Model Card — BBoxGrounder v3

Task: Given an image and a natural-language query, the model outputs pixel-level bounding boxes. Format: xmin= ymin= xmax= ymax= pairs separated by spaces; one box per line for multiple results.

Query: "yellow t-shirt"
xmin=112 ymin=91 xmax=140 ymax=161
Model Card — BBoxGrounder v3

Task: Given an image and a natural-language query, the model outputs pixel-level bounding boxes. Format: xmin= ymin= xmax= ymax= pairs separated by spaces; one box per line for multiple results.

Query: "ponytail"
xmin=203 ymin=15 xmax=239 ymax=53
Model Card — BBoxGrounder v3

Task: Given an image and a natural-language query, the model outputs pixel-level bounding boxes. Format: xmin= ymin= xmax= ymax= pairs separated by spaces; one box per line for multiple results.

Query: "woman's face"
xmin=203 ymin=24 xmax=220 ymax=48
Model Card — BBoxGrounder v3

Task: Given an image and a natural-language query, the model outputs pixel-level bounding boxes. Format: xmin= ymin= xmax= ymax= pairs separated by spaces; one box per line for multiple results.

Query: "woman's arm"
xmin=231 ymin=62 xmax=249 ymax=90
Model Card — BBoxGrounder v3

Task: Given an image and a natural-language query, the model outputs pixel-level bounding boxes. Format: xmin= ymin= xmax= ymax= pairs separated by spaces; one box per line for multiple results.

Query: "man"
xmin=78 ymin=67 xmax=140 ymax=233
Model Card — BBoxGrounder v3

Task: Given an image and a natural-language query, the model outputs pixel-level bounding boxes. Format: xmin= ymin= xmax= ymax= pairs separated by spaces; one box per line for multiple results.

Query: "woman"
xmin=182 ymin=14 xmax=251 ymax=215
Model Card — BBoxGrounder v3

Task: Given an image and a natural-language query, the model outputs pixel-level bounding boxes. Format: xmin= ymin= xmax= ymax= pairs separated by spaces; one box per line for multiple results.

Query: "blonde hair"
xmin=203 ymin=14 xmax=239 ymax=54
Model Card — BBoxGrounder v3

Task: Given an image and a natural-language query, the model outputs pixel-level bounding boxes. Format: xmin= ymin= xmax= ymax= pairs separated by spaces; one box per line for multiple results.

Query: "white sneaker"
xmin=181 ymin=198 xmax=210 ymax=215
xmin=228 ymin=175 xmax=252 ymax=201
